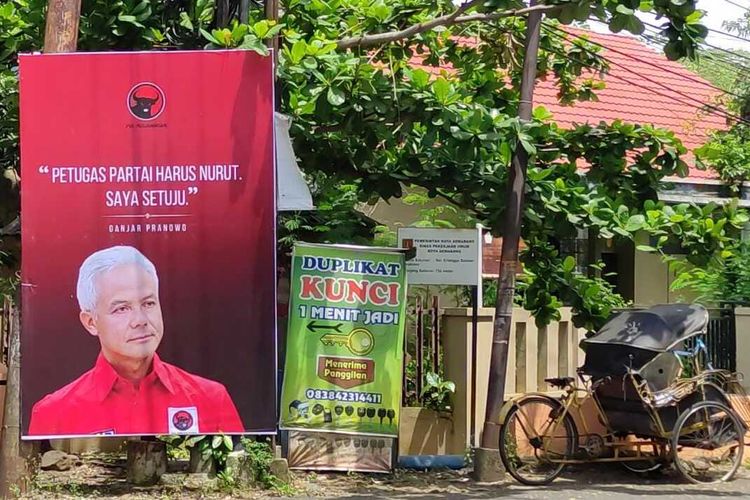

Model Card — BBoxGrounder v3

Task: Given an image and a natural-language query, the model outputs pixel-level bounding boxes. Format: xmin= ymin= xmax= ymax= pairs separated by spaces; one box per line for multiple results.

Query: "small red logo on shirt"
xmin=172 ymin=410 xmax=194 ymax=431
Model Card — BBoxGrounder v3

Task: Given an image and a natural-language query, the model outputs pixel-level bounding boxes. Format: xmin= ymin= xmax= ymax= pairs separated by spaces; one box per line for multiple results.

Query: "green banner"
xmin=279 ymin=243 xmax=407 ymax=437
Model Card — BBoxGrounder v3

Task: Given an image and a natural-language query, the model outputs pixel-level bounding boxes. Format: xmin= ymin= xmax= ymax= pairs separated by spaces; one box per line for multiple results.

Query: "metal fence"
xmin=402 ymin=295 xmax=440 ymax=406
xmin=685 ymin=307 xmax=736 ymax=372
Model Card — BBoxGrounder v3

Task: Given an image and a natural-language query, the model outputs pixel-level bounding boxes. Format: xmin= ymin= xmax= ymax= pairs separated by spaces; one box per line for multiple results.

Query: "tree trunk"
xmin=240 ymin=0 xmax=249 ymax=24
xmin=216 ymin=0 xmax=232 ymax=27
xmin=0 ymin=4 xmax=85 ymax=494
xmin=265 ymin=0 xmax=280 ymax=63
xmin=126 ymin=440 xmax=167 ymax=485
xmin=43 ymin=0 xmax=81 ymax=52
xmin=189 ymin=445 xmax=216 ymax=474
xmin=0 ymin=304 xmax=30 ymax=497
xmin=480 ymin=1 xmax=543 ymax=449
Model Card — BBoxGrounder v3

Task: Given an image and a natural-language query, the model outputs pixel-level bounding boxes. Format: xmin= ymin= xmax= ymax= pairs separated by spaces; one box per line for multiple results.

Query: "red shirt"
xmin=28 ymin=353 xmax=244 ymax=436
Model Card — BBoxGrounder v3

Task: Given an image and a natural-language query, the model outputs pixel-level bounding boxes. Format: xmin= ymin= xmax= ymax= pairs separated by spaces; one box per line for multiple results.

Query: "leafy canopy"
xmin=0 ymin=0 xmax=742 ymax=329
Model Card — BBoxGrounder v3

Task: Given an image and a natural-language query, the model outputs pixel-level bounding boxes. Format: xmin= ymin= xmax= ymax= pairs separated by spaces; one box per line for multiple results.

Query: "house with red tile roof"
xmin=536 ymin=28 xmax=727 ymax=180
xmin=365 ymin=27 xmax=736 ymax=306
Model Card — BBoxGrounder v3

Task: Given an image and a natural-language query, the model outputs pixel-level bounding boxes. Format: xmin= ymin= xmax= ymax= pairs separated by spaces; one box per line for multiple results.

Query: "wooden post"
xmin=265 ymin=0 xmax=279 ymax=66
xmin=43 ymin=0 xmax=81 ymax=52
xmin=480 ymin=0 xmax=543 ymax=450
xmin=0 ymin=304 xmax=31 ymax=497
xmin=127 ymin=441 xmax=167 ymax=485
xmin=0 ymin=4 xmax=86 ymax=494
xmin=216 ymin=0 xmax=231 ymax=27
xmin=240 ymin=0 xmax=250 ymax=24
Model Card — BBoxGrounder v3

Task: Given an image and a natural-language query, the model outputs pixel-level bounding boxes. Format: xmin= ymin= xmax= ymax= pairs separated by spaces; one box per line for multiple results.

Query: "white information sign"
xmin=397 ymin=227 xmax=481 ymax=286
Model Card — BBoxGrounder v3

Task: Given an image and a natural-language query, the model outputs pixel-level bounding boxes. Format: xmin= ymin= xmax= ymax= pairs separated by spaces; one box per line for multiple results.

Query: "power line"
xmin=556 ymin=26 xmax=747 ymax=101
xmin=722 ymin=0 xmax=750 ymax=13
xmin=640 ymin=26 xmax=750 ymax=72
xmin=639 ymin=28 xmax=750 ymax=95
xmin=543 ymin=24 xmax=750 ymax=127
xmin=642 ymin=21 xmax=750 ymax=65
xmin=708 ymin=27 xmax=750 ymax=44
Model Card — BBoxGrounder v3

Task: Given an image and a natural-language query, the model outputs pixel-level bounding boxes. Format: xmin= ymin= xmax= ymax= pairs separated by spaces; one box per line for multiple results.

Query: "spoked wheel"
xmin=499 ymin=396 xmax=577 ymax=485
xmin=671 ymin=401 xmax=744 ymax=484
xmin=620 ymin=460 xmax=663 ymax=473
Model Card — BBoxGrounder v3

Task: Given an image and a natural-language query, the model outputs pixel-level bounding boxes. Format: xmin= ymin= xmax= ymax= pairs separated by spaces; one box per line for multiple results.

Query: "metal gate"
xmin=685 ymin=308 xmax=736 ymax=371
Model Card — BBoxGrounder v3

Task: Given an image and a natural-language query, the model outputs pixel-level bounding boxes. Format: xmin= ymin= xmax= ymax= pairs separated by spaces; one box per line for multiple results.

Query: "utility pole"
xmin=480 ymin=0 xmax=543 ymax=451
xmin=0 ymin=2 xmax=81 ymax=495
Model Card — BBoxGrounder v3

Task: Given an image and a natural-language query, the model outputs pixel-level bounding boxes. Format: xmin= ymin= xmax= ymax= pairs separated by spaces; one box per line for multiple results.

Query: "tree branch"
xmin=336 ymin=2 xmax=560 ymax=50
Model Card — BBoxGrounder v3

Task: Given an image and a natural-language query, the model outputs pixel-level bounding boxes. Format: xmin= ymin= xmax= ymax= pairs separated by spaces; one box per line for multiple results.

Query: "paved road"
xmin=313 ymin=463 xmax=750 ymax=499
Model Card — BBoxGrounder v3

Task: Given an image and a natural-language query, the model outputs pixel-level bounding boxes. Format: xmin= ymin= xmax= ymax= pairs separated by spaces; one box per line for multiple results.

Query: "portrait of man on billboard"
xmin=27 ymin=245 xmax=244 ymax=436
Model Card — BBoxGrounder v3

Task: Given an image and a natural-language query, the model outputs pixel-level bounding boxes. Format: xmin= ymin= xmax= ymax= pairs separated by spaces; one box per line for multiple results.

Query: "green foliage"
xmin=420 ymin=371 xmax=456 ymax=412
xmin=200 ymin=18 xmax=283 ymax=54
xmin=278 ymin=179 xmax=378 ymax=253
xmin=671 ymin=242 xmax=750 ymax=305
xmin=216 ymin=469 xmax=236 ymax=491
xmin=639 ymin=199 xmax=749 ymax=266
xmin=240 ymin=438 xmax=290 ymax=490
xmin=159 ymin=434 xmax=190 ymax=460
xmin=0 ymin=0 xmax=724 ymax=332
xmin=518 ymin=239 xmax=629 ymax=331
xmin=684 ymin=12 xmax=750 ymax=188
xmin=185 ymin=434 xmax=234 ymax=470
xmin=401 ymin=192 xmax=475 ymax=229
xmin=482 ymin=278 xmax=499 ymax=308
xmin=696 ymin=125 xmax=750 ymax=191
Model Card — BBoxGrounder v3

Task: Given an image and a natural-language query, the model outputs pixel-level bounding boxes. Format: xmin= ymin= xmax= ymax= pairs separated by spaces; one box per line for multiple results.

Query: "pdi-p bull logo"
xmin=127 ymin=82 xmax=165 ymax=121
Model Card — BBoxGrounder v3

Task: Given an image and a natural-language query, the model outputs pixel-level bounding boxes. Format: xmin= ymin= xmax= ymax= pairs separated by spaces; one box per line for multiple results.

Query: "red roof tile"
xmin=538 ymin=28 xmax=726 ymax=179
xmin=411 ymin=28 xmax=728 ymax=180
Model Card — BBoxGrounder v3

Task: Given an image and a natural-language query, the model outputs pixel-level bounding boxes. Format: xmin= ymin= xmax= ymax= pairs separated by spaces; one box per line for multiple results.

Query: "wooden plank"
xmin=525 ymin=320 xmax=538 ymax=392
xmin=514 ymin=322 xmax=526 ymax=393
xmin=547 ymin=323 xmax=559 ymax=379
xmin=536 ymin=325 xmax=548 ymax=391
xmin=558 ymin=322 xmax=569 ymax=377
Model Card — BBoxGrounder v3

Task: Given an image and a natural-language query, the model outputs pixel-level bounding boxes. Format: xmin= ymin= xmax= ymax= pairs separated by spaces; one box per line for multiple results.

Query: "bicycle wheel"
xmin=620 ymin=460 xmax=663 ymax=473
xmin=499 ymin=396 xmax=577 ymax=485
xmin=619 ymin=440 xmax=666 ymax=473
xmin=672 ymin=401 xmax=744 ymax=484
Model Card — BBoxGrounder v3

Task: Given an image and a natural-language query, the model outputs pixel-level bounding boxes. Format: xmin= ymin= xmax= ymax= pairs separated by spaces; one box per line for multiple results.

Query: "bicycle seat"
xmin=544 ymin=376 xmax=574 ymax=389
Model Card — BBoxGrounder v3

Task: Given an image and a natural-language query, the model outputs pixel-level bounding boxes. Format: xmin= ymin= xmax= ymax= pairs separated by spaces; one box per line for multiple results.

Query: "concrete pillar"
xmin=441 ymin=307 xmax=495 ymax=451
xmin=736 ymin=308 xmax=750 ymax=392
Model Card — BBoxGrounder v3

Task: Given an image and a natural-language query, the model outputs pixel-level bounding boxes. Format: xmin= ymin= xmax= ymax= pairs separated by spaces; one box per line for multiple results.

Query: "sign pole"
xmin=476 ymin=224 xmax=483 ymax=309
xmin=470 ymin=224 xmax=483 ymax=448
xmin=470 ymin=285 xmax=478 ymax=449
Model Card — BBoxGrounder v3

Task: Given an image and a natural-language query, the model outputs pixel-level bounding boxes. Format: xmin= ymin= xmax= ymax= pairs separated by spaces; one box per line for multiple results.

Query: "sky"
xmin=694 ymin=0 xmax=749 ymax=49
xmin=587 ymin=0 xmax=750 ymax=51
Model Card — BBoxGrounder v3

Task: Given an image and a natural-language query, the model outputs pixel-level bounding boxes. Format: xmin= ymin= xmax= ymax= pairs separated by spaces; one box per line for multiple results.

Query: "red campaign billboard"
xmin=19 ymin=50 xmax=276 ymax=437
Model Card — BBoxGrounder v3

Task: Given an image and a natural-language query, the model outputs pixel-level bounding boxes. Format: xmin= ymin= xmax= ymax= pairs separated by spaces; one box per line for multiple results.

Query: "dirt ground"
xmin=21 ymin=453 xmax=750 ymax=499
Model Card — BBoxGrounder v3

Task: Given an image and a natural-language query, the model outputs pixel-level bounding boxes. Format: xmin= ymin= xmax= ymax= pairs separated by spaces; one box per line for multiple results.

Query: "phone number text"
xmin=305 ymin=389 xmax=383 ymax=404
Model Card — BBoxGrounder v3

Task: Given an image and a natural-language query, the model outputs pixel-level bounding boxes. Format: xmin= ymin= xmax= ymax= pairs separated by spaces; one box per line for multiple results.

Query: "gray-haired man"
xmin=28 ymin=245 xmax=243 ymax=436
